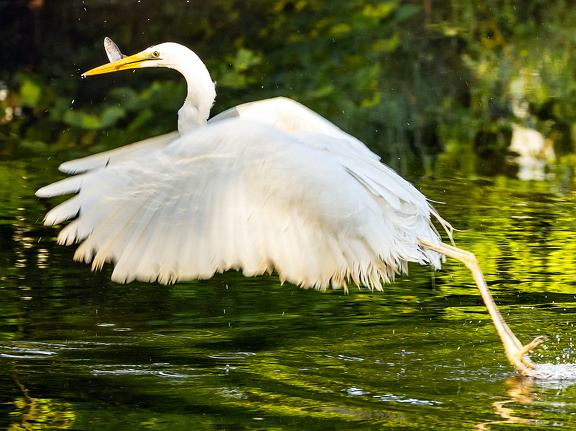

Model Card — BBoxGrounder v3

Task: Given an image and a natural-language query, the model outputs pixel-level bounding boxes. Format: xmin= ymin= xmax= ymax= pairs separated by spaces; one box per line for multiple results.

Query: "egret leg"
xmin=419 ymin=240 xmax=545 ymax=378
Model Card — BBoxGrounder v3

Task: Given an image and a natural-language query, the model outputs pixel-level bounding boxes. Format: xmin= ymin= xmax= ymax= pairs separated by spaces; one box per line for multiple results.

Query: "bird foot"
xmin=507 ymin=336 xmax=547 ymax=378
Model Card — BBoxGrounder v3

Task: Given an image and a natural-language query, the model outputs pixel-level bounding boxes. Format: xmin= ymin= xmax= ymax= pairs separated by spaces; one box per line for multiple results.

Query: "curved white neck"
xmin=165 ymin=47 xmax=216 ymax=135
xmin=177 ymin=78 xmax=216 ymax=134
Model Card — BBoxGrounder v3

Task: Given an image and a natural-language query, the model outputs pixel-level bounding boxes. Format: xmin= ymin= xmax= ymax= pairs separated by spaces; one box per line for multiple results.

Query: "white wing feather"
xmin=58 ymin=131 xmax=179 ymax=174
xmin=38 ymin=117 xmax=443 ymax=288
xmin=210 ymin=97 xmax=379 ymax=160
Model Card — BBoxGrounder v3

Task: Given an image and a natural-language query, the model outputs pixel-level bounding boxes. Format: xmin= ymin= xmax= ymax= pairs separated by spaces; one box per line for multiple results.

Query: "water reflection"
xmin=475 ymin=377 xmax=542 ymax=429
xmin=7 ymin=360 xmax=76 ymax=430
xmin=476 ymin=373 xmax=576 ymax=429
xmin=508 ymin=125 xmax=555 ymax=181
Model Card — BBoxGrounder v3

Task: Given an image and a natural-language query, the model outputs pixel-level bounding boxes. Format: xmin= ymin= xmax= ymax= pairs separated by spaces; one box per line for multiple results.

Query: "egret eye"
xmin=152 ymin=51 xmax=160 ymax=58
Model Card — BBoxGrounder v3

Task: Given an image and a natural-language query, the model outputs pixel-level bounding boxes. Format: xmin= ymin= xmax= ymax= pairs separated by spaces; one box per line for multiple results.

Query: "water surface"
xmin=1 ymin=157 xmax=576 ymax=430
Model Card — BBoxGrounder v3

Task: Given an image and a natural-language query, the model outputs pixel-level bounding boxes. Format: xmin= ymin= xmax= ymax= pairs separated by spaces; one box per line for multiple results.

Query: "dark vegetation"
xmin=2 ymin=0 xmax=576 ymax=175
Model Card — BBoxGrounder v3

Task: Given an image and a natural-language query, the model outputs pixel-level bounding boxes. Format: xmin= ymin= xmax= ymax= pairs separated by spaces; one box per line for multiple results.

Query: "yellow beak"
xmin=82 ymin=51 xmax=157 ymax=77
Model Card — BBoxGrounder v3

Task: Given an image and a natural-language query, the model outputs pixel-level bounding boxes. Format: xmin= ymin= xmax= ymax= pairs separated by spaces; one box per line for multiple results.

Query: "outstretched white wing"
xmin=37 ymin=118 xmax=442 ymax=288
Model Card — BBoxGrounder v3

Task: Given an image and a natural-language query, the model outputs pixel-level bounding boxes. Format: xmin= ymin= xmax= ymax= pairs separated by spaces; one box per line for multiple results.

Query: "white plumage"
xmin=38 ymin=111 xmax=445 ymax=288
xmin=36 ymin=41 xmax=544 ymax=376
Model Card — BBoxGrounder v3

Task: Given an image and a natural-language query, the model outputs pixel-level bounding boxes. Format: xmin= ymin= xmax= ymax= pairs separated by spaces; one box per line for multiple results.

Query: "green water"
xmin=1 ymin=157 xmax=576 ymax=430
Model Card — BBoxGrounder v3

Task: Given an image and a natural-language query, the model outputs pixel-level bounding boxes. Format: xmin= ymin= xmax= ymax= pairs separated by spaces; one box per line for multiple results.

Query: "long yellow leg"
xmin=419 ymin=240 xmax=546 ymax=378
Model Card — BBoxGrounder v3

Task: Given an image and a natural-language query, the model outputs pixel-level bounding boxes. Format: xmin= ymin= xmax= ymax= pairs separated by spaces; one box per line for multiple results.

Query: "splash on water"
xmin=535 ymin=362 xmax=576 ymax=381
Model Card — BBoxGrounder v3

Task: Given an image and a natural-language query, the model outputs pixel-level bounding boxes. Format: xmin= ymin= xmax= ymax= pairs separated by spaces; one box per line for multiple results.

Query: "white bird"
xmin=36 ymin=42 xmax=544 ymax=376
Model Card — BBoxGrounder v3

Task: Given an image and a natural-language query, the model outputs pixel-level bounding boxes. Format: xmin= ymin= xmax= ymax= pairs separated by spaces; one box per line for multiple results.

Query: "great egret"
xmin=36 ymin=42 xmax=544 ymax=376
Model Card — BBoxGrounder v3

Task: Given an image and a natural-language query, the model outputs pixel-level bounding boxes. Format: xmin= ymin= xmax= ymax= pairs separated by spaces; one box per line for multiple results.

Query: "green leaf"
xmin=63 ymin=110 xmax=101 ymax=129
xmin=362 ymin=1 xmax=398 ymax=19
xmin=394 ymin=4 xmax=420 ymax=22
xmin=99 ymin=105 xmax=126 ymax=128
xmin=330 ymin=23 xmax=352 ymax=36
xmin=20 ymin=79 xmax=42 ymax=108
xmin=372 ymin=33 xmax=400 ymax=53
xmin=233 ymin=48 xmax=261 ymax=71
xmin=19 ymin=139 xmax=49 ymax=152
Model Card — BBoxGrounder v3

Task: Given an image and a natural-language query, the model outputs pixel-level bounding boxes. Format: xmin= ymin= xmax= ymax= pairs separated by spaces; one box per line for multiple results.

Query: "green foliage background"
xmin=2 ymin=0 xmax=576 ymax=175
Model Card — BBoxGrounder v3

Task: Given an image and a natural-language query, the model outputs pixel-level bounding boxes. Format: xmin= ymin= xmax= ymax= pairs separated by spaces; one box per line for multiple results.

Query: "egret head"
xmin=82 ymin=42 xmax=202 ymax=77
xmin=82 ymin=41 xmax=216 ymax=131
